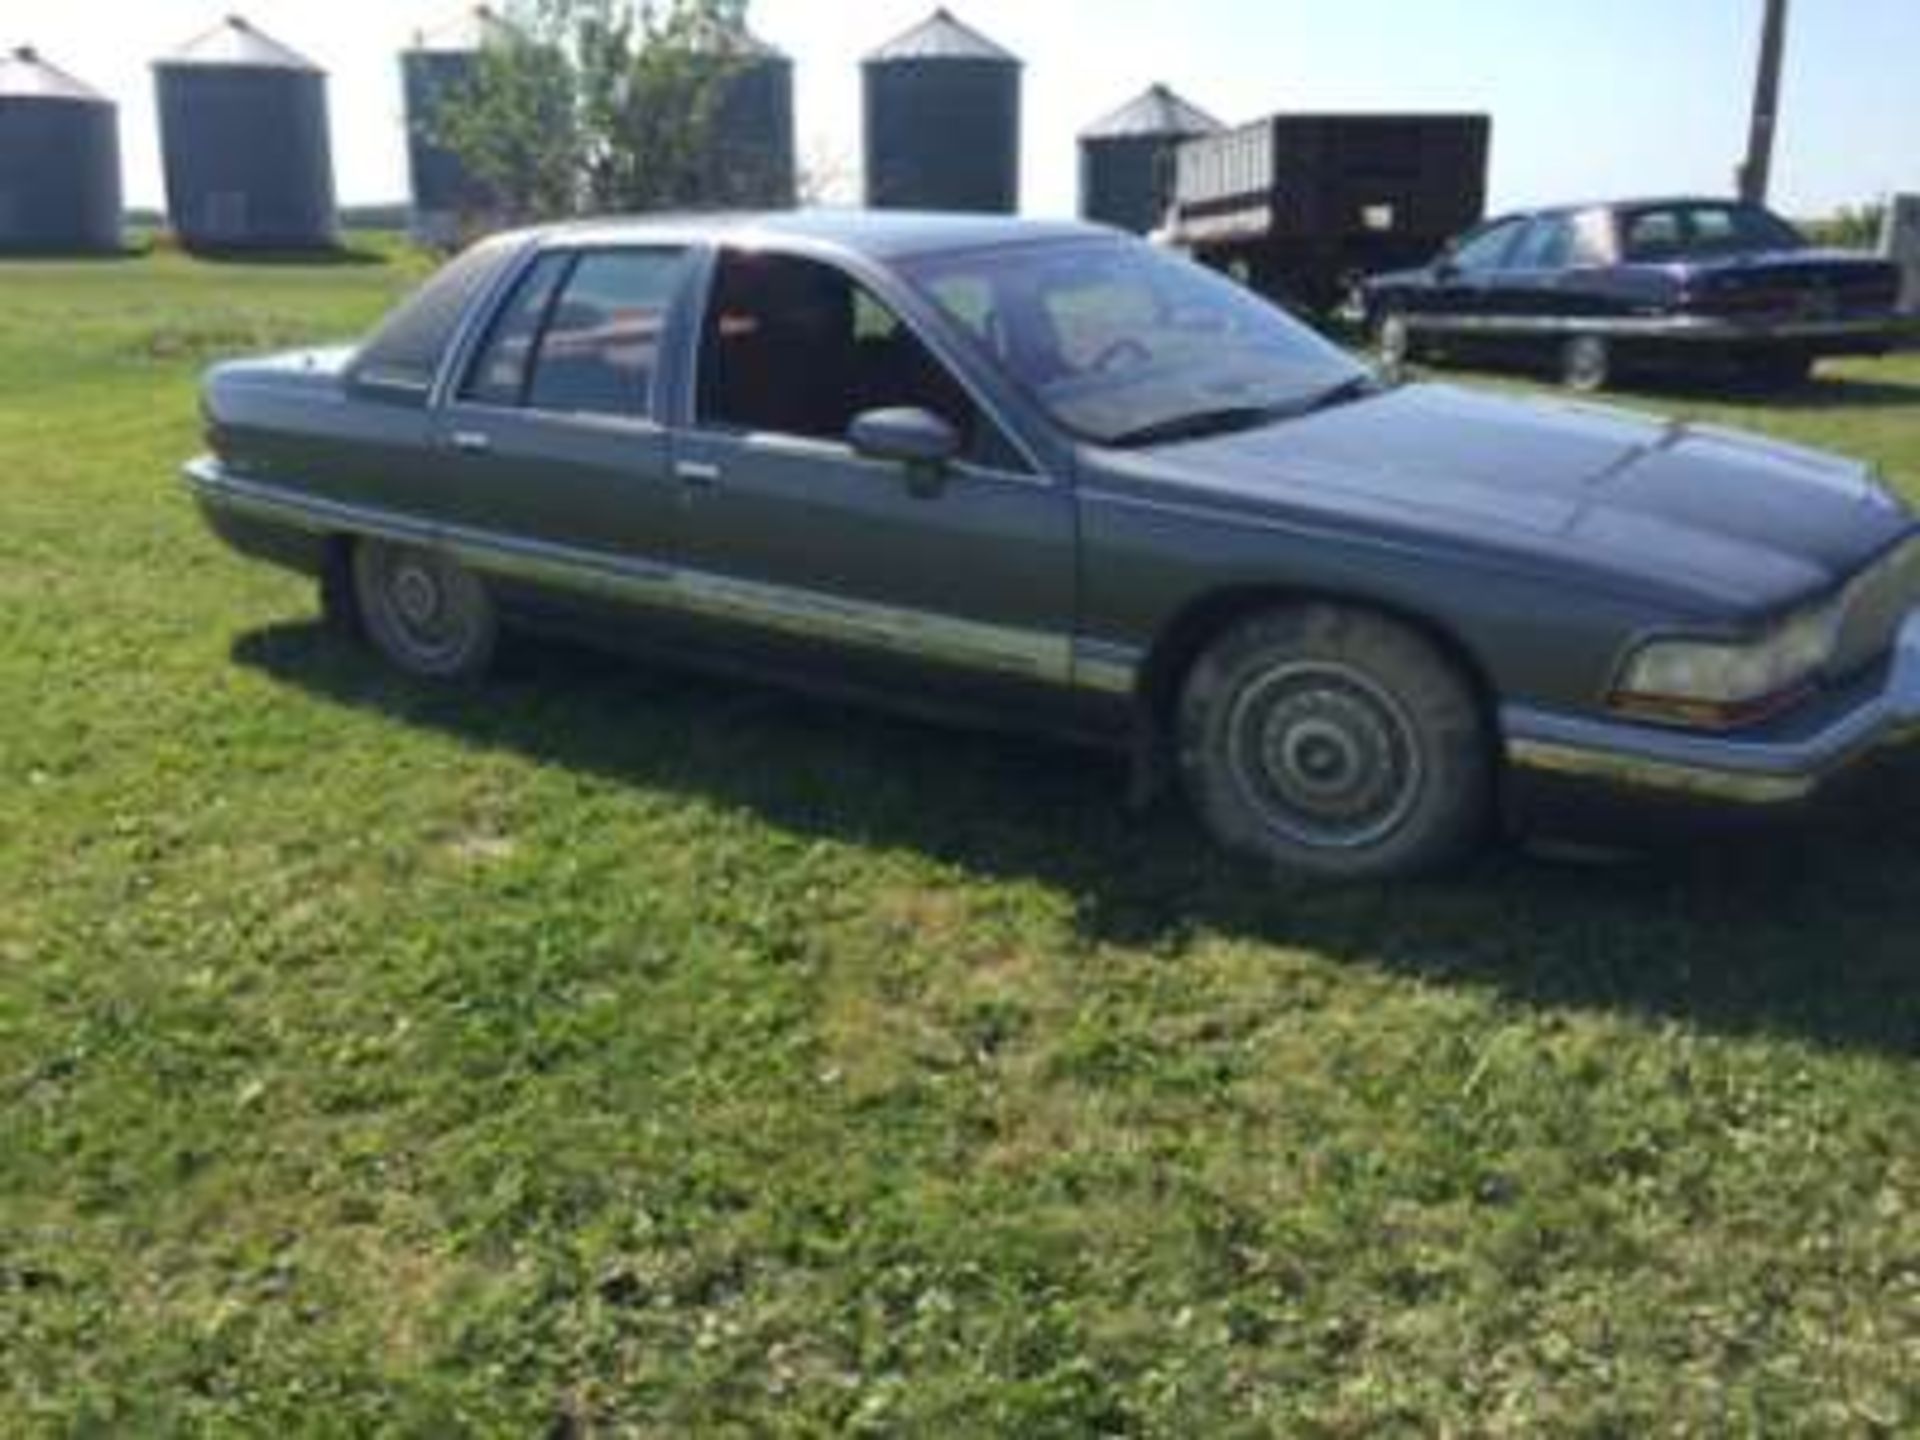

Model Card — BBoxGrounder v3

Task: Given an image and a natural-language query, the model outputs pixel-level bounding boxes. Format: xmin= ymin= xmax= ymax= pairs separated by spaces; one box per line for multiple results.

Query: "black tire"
xmin=318 ymin=539 xmax=361 ymax=639
xmin=1560 ymin=334 xmax=1612 ymax=392
xmin=1177 ymin=605 xmax=1492 ymax=881
xmin=351 ymin=538 xmax=497 ymax=681
xmin=1743 ymin=350 xmax=1814 ymax=389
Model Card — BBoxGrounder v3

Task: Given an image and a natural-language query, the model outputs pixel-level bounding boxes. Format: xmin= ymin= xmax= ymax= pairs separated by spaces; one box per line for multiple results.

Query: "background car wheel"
xmin=1177 ymin=605 xmax=1491 ymax=881
xmin=1560 ymin=334 xmax=1612 ymax=392
xmin=351 ymin=538 xmax=497 ymax=681
xmin=1375 ymin=309 xmax=1414 ymax=373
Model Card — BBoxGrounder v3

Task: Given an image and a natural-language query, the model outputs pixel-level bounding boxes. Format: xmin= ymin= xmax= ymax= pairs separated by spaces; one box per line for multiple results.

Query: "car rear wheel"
xmin=352 ymin=538 xmax=497 ymax=681
xmin=1560 ymin=334 xmax=1612 ymax=392
xmin=1177 ymin=605 xmax=1492 ymax=881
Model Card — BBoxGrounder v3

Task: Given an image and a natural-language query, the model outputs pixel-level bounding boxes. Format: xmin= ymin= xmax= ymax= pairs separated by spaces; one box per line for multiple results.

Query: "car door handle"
xmin=448 ymin=430 xmax=493 ymax=455
xmin=675 ymin=460 xmax=722 ymax=488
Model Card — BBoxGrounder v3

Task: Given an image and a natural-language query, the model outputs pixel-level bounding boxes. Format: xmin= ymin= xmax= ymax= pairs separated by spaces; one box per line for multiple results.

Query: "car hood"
xmin=1094 ymin=383 xmax=1912 ymax=616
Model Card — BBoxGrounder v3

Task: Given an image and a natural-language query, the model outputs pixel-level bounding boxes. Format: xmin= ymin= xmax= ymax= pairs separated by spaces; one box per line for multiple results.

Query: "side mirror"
xmin=848 ymin=407 xmax=961 ymax=493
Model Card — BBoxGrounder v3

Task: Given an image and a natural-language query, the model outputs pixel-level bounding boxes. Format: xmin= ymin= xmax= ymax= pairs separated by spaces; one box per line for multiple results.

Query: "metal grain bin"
xmin=0 ymin=46 xmax=122 ymax=254
xmin=155 ymin=15 xmax=337 ymax=250
xmin=698 ymin=20 xmax=796 ymax=208
xmin=1079 ymin=83 xmax=1221 ymax=235
xmin=402 ymin=6 xmax=516 ymax=247
xmin=863 ymin=8 xmax=1020 ymax=214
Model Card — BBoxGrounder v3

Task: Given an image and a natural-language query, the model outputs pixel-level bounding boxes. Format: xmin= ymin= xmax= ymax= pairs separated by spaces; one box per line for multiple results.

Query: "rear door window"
xmin=525 ymin=250 xmax=691 ymax=419
xmin=460 ymin=252 xmax=571 ymax=407
xmin=1623 ymin=208 xmax=1686 ymax=261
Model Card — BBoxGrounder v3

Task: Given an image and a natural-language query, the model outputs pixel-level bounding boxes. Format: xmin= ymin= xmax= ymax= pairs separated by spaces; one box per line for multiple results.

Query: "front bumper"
xmin=1503 ymin=611 xmax=1920 ymax=806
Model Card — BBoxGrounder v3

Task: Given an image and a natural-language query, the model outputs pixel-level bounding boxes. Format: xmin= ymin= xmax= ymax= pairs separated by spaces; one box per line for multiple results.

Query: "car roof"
xmin=519 ymin=209 xmax=1117 ymax=261
xmin=1501 ymin=195 xmax=1767 ymax=222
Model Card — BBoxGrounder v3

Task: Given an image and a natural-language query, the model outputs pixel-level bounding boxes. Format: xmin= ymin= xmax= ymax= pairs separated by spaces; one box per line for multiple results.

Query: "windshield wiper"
xmin=1105 ymin=404 xmax=1285 ymax=449
xmin=1104 ymin=375 xmax=1383 ymax=450
xmin=1291 ymin=373 xmax=1383 ymax=415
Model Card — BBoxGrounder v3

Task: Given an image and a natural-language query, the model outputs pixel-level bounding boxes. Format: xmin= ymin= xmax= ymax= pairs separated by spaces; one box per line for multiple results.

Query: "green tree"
xmin=431 ymin=0 xmax=780 ymax=226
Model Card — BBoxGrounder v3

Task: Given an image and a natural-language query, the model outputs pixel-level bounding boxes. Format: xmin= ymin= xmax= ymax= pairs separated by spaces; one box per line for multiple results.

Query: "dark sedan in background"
xmin=185 ymin=212 xmax=1920 ymax=881
xmin=1358 ymin=197 xmax=1912 ymax=391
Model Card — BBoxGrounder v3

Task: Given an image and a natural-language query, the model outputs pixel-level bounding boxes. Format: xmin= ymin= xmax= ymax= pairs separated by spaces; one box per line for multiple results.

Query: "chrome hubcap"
xmin=1379 ymin=315 xmax=1409 ymax=366
xmin=392 ymin=563 xmax=442 ymax=628
xmin=1566 ymin=337 xmax=1608 ymax=388
xmin=1226 ymin=662 xmax=1423 ymax=850
xmin=373 ymin=547 xmax=476 ymax=667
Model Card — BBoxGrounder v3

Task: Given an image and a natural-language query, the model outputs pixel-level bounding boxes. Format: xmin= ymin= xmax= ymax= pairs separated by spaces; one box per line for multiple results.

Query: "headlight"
xmin=1614 ymin=598 xmax=1843 ymax=728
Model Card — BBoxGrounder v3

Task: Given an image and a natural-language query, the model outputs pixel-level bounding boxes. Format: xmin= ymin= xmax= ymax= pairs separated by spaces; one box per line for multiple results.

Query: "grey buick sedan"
xmin=186 ymin=211 xmax=1920 ymax=879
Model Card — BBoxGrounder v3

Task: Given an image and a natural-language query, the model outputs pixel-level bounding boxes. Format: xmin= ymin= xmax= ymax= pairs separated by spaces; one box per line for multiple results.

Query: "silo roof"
xmin=866 ymin=7 xmax=1018 ymax=64
xmin=687 ymin=15 xmax=786 ymax=60
xmin=157 ymin=15 xmax=322 ymax=72
xmin=1081 ymin=84 xmax=1223 ymax=140
xmin=0 ymin=44 xmax=112 ymax=103
xmin=407 ymin=5 xmax=521 ymax=54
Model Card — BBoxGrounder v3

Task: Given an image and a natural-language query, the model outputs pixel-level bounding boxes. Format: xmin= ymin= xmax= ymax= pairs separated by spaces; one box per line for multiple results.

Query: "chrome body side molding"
xmin=184 ymin=458 xmax=1143 ymax=696
xmin=1401 ymin=312 xmax=1919 ymax=344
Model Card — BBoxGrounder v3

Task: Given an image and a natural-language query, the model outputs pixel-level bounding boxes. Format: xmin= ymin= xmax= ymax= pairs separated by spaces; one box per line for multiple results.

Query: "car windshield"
xmin=1619 ymin=203 xmax=1807 ymax=262
xmin=897 ymin=239 xmax=1368 ymax=447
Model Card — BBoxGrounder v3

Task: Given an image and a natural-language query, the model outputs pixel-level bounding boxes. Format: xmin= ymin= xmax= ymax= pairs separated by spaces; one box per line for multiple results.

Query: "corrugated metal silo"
xmin=700 ymin=21 xmax=796 ymax=209
xmin=402 ymin=6 xmax=515 ymax=247
xmin=863 ymin=8 xmax=1020 ymax=214
xmin=1079 ymin=83 xmax=1222 ymax=235
xmin=0 ymin=46 xmax=122 ymax=253
xmin=155 ymin=15 xmax=337 ymax=250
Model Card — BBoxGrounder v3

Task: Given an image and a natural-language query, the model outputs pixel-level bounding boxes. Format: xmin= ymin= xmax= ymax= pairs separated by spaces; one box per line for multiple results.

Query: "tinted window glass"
xmin=460 ymin=252 xmax=571 ymax=407
xmin=900 ymin=239 xmax=1364 ymax=448
xmin=525 ymin=249 xmax=690 ymax=418
xmin=353 ymin=236 xmax=518 ymax=391
xmin=1451 ymin=220 xmax=1523 ymax=272
xmin=1624 ymin=209 xmax=1685 ymax=261
xmin=697 ymin=251 xmax=1027 ymax=472
xmin=1508 ymin=217 xmax=1573 ymax=270
xmin=1620 ymin=204 xmax=1804 ymax=261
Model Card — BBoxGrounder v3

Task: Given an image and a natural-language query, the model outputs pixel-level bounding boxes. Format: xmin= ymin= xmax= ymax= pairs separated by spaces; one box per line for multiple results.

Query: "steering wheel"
xmin=1089 ymin=336 xmax=1152 ymax=375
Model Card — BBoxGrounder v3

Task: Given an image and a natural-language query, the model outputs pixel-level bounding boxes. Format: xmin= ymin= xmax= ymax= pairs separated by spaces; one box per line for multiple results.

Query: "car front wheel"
xmin=1375 ymin=308 xmax=1414 ymax=373
xmin=1177 ymin=605 xmax=1492 ymax=881
xmin=351 ymin=538 xmax=498 ymax=681
xmin=1560 ymin=334 xmax=1613 ymax=392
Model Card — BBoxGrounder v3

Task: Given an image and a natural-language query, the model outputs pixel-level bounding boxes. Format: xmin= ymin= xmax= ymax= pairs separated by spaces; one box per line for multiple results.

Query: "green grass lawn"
xmin=5 ymin=243 xmax=1920 ymax=1435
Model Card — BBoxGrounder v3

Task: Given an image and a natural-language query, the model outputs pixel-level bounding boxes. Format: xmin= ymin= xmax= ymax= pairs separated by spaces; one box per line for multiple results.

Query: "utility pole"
xmin=1737 ymin=0 xmax=1789 ymax=203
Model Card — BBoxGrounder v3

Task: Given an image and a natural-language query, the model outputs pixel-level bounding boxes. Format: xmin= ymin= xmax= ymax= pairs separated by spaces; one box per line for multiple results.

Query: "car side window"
xmin=460 ymin=252 xmax=571 ymax=407
xmin=1508 ymin=217 xmax=1574 ymax=271
xmin=353 ymin=235 xmax=521 ymax=393
xmin=1623 ymin=209 xmax=1685 ymax=262
xmin=525 ymin=249 xmax=690 ymax=419
xmin=696 ymin=250 xmax=1030 ymax=474
xmin=1450 ymin=219 xmax=1524 ymax=273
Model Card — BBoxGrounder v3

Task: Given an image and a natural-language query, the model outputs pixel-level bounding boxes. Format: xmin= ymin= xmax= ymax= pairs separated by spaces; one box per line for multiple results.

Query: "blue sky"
xmin=11 ymin=0 xmax=1916 ymax=219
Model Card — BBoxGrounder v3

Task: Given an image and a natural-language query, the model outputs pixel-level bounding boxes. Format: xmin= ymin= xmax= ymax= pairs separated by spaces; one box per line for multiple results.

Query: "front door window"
xmin=694 ymin=250 xmax=1029 ymax=474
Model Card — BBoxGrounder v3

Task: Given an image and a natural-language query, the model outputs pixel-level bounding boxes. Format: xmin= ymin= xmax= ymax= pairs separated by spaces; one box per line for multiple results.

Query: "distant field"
xmin=4 ymin=241 xmax=1920 ymax=1434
